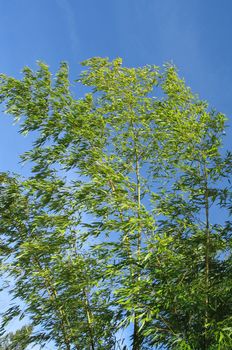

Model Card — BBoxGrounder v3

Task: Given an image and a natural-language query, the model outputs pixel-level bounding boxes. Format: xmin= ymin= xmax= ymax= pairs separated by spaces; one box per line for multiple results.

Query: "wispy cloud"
xmin=56 ymin=0 xmax=80 ymax=55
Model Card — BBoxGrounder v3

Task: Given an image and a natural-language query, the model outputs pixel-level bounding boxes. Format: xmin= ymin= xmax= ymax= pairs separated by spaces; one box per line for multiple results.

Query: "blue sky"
xmin=0 ymin=0 xmax=231 ymax=348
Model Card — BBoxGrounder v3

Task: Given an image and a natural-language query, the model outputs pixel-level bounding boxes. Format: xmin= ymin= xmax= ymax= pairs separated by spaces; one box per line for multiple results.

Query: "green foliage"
xmin=0 ymin=57 xmax=231 ymax=349
xmin=0 ymin=326 xmax=32 ymax=350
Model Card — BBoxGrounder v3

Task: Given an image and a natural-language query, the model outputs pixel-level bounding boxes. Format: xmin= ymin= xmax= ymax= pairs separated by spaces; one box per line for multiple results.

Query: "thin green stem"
xmin=132 ymin=123 xmax=142 ymax=350
xmin=203 ymin=162 xmax=210 ymax=350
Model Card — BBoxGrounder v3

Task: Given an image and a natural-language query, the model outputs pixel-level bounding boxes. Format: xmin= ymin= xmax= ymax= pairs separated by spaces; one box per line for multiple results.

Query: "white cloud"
xmin=56 ymin=0 xmax=80 ymax=55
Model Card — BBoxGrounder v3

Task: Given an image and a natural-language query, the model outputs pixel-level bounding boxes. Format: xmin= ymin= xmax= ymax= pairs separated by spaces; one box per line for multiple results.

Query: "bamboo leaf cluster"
xmin=0 ymin=57 xmax=231 ymax=349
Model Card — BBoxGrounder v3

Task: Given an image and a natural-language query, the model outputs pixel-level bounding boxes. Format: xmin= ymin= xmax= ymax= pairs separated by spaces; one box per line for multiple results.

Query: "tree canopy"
xmin=0 ymin=57 xmax=231 ymax=350
xmin=0 ymin=326 xmax=31 ymax=350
